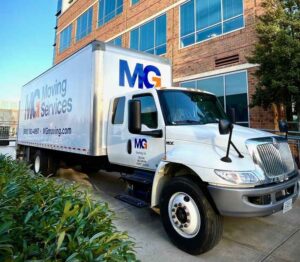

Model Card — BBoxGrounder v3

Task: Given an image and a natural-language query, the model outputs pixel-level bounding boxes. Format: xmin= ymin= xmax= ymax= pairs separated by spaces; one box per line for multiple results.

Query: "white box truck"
xmin=17 ymin=41 xmax=299 ymax=255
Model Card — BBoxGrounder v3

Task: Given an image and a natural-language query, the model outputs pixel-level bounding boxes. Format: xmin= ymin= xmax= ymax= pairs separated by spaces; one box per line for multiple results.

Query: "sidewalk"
xmin=89 ymin=171 xmax=300 ymax=262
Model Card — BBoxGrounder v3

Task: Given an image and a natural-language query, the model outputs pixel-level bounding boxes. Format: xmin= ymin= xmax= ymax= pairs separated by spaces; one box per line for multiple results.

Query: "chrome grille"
xmin=256 ymin=141 xmax=294 ymax=177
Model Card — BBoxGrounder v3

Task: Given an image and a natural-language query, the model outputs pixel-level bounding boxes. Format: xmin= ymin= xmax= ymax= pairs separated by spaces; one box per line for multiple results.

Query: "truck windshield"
xmin=158 ymin=90 xmax=228 ymax=125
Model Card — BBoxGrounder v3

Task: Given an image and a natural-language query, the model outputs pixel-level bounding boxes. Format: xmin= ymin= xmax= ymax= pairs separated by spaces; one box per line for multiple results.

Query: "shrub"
xmin=0 ymin=155 xmax=137 ymax=261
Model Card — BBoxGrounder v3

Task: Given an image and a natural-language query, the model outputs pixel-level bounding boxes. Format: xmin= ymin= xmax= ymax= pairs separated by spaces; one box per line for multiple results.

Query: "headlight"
xmin=214 ymin=170 xmax=261 ymax=186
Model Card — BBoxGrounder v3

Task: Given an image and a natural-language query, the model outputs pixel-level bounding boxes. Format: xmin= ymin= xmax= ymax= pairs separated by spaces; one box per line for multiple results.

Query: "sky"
xmin=0 ymin=1 xmax=57 ymax=102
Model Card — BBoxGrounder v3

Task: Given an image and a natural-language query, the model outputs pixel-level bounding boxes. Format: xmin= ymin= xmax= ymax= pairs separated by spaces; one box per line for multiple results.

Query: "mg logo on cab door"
xmin=134 ymin=138 xmax=148 ymax=149
xmin=119 ymin=59 xmax=161 ymax=89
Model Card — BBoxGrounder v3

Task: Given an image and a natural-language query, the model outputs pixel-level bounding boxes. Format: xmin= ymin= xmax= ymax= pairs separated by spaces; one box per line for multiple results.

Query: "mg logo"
xmin=25 ymin=89 xmax=40 ymax=120
xmin=134 ymin=138 xmax=148 ymax=149
xmin=119 ymin=59 xmax=161 ymax=89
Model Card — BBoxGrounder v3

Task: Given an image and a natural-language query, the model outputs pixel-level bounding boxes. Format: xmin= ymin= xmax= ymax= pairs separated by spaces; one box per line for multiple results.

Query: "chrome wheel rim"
xmin=34 ymin=155 xmax=40 ymax=173
xmin=168 ymin=192 xmax=201 ymax=238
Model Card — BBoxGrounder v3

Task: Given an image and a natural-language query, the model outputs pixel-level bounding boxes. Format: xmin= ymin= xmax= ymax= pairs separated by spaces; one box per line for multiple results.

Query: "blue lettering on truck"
xmin=24 ymin=79 xmax=72 ymax=120
xmin=119 ymin=59 xmax=161 ymax=89
xmin=134 ymin=138 xmax=148 ymax=149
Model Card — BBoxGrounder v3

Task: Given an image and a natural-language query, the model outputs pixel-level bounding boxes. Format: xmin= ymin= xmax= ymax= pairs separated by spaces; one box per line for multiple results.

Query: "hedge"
xmin=0 ymin=155 xmax=137 ymax=261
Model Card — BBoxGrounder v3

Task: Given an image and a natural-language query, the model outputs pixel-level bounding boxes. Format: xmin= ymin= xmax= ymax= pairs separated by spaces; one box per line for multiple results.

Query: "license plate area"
xmin=283 ymin=198 xmax=293 ymax=214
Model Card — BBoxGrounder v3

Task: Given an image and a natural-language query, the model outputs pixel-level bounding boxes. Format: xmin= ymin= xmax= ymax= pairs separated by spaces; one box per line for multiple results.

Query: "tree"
xmin=248 ymin=0 xmax=300 ymax=130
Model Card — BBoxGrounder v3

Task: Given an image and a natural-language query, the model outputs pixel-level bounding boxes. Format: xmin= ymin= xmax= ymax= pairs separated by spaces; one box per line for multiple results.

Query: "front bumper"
xmin=208 ymin=175 xmax=299 ymax=217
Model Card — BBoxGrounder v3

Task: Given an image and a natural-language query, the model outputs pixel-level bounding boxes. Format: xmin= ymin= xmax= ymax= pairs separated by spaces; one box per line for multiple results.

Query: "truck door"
xmin=107 ymin=92 xmax=165 ymax=171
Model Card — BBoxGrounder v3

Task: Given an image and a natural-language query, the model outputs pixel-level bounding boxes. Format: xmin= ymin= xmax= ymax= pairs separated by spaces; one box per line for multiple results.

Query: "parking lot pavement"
xmin=0 ymin=142 xmax=16 ymax=159
xmin=88 ymin=171 xmax=300 ymax=262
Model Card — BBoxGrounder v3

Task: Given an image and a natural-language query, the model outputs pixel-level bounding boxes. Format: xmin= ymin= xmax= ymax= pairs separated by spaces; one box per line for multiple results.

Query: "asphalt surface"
xmin=1 ymin=144 xmax=299 ymax=261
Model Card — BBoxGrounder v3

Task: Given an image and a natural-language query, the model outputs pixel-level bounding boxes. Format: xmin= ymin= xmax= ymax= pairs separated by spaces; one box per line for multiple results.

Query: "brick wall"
xmin=55 ymin=0 xmax=274 ymax=129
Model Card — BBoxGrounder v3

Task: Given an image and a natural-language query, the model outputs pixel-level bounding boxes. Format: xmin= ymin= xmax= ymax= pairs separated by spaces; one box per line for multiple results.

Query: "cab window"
xmin=112 ymin=97 xmax=125 ymax=124
xmin=133 ymin=94 xmax=158 ymax=129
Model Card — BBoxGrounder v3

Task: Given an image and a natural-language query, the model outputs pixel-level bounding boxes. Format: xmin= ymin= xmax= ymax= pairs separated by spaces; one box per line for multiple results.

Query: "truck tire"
xmin=32 ymin=150 xmax=57 ymax=176
xmin=160 ymin=176 xmax=223 ymax=255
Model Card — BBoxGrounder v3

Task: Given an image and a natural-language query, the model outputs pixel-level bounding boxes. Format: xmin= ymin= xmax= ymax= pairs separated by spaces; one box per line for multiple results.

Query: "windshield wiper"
xmin=172 ymin=120 xmax=203 ymax=125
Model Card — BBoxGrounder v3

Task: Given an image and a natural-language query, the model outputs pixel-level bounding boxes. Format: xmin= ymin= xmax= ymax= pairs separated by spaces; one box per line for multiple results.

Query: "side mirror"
xmin=128 ymin=100 xmax=141 ymax=134
xmin=219 ymin=119 xmax=233 ymax=135
xmin=279 ymin=120 xmax=288 ymax=133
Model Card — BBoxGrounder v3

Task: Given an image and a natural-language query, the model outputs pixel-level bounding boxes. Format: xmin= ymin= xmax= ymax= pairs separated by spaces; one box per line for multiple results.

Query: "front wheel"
xmin=160 ymin=176 xmax=223 ymax=255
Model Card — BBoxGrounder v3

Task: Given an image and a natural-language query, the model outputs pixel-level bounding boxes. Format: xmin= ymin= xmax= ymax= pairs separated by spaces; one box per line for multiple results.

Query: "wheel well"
xmin=164 ymin=163 xmax=205 ymax=186
xmin=152 ymin=163 xmax=220 ymax=215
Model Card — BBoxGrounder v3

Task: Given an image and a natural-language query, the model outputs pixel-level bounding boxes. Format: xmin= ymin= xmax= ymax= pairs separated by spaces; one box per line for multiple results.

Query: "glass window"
xmin=225 ymin=72 xmax=248 ymax=124
xmin=140 ymin=21 xmax=154 ymax=53
xmin=196 ymin=0 xmax=221 ymax=30
xmin=158 ymin=90 xmax=227 ymax=125
xmin=180 ymin=0 xmax=244 ymax=47
xmin=56 ymin=0 xmax=62 ymax=15
xmin=76 ymin=7 xmax=93 ymax=41
xmin=180 ymin=71 xmax=248 ymax=126
xmin=133 ymin=95 xmax=158 ymax=129
xmin=222 ymin=0 xmax=243 ymax=20
xmin=180 ymin=1 xmax=194 ymax=37
xmin=197 ymin=76 xmax=224 ymax=107
xmin=132 ymin=0 xmax=140 ymax=5
xmin=181 ymin=81 xmax=196 ymax=88
xmin=98 ymin=0 xmax=123 ymax=27
xmin=130 ymin=14 xmax=167 ymax=55
xmin=109 ymin=36 xmax=122 ymax=47
xmin=112 ymin=97 xmax=125 ymax=124
xmin=59 ymin=24 xmax=72 ymax=53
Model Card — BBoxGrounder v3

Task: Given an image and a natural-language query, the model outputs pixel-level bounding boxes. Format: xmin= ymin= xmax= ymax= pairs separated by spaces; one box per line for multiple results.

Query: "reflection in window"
xmin=130 ymin=14 xmax=167 ymax=55
xmin=180 ymin=71 xmax=248 ymax=126
xmin=76 ymin=7 xmax=93 ymax=41
xmin=60 ymin=24 xmax=72 ymax=53
xmin=180 ymin=0 xmax=244 ymax=47
xmin=98 ymin=0 xmax=123 ymax=27
xmin=133 ymin=95 xmax=158 ymax=129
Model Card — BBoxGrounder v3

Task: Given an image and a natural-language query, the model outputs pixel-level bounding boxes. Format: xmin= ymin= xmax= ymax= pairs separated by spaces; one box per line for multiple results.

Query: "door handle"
xmin=127 ymin=139 xmax=132 ymax=154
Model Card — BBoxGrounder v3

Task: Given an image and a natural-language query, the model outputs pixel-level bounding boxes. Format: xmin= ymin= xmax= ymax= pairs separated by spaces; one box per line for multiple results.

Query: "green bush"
xmin=0 ymin=155 xmax=137 ymax=261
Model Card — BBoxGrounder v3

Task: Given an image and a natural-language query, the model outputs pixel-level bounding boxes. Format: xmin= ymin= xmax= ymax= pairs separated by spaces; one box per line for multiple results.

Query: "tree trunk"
xmin=272 ymin=103 xmax=286 ymax=130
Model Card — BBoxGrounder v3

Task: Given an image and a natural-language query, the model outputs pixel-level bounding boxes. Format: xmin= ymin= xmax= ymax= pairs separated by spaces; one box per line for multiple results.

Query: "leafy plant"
xmin=0 ymin=155 xmax=137 ymax=261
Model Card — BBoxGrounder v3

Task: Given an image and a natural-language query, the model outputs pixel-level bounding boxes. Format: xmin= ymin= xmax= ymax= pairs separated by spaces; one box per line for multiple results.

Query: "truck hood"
xmin=166 ymin=124 xmax=272 ymax=155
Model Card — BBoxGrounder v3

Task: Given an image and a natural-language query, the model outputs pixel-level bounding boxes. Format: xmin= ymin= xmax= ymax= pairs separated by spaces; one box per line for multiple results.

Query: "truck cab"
xmin=107 ymin=86 xmax=299 ymax=254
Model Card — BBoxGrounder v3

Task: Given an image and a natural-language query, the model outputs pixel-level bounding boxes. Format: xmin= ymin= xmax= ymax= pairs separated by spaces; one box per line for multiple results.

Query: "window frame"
xmin=59 ymin=24 xmax=73 ymax=53
xmin=179 ymin=70 xmax=250 ymax=126
xmin=98 ymin=0 xmax=124 ymax=27
xmin=132 ymin=93 xmax=159 ymax=129
xmin=129 ymin=13 xmax=167 ymax=56
xmin=76 ymin=7 xmax=93 ymax=42
xmin=179 ymin=0 xmax=245 ymax=49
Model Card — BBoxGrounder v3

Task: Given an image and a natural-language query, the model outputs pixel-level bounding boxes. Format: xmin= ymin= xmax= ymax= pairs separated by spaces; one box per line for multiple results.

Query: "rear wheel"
xmin=32 ymin=150 xmax=57 ymax=176
xmin=160 ymin=176 xmax=223 ymax=255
